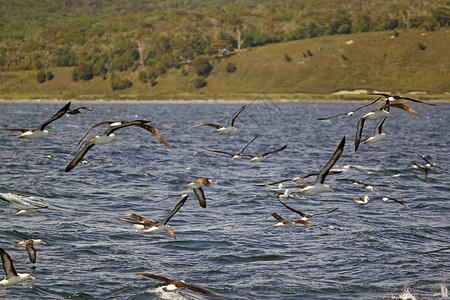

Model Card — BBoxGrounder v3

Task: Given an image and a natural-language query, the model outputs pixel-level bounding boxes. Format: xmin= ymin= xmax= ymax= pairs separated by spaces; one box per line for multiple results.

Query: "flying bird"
xmin=316 ymin=97 xmax=381 ymax=120
xmin=277 ymin=198 xmax=339 ymax=221
xmin=207 ymin=133 xmax=259 ymax=159
xmin=0 ymin=247 xmax=36 ymax=288
xmin=183 ymin=178 xmax=217 ymax=208
xmin=0 ymin=102 xmax=70 ymax=139
xmin=372 ymin=195 xmax=409 ymax=208
xmin=65 ymin=120 xmax=171 ymax=172
xmin=121 ymin=195 xmax=188 ymax=239
xmin=190 ymin=105 xmax=246 ymax=133
xmin=67 ymin=106 xmax=92 ymax=115
xmin=242 ymin=144 xmax=287 ymax=162
xmin=13 ymin=239 xmax=47 ymax=264
xmin=300 ymin=136 xmax=346 ymax=195
xmin=369 ymin=92 xmax=436 ymax=106
xmin=336 ymin=178 xmax=391 ymax=191
xmin=267 ymin=213 xmax=314 ymax=229
xmin=135 ymin=272 xmax=221 ymax=297
xmin=355 ymin=105 xmax=391 ymax=151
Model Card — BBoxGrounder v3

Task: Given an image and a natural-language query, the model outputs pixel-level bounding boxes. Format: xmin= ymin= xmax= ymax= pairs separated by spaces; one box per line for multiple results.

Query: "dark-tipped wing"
xmin=317 ymin=97 xmax=381 ymax=120
xmin=401 ymin=96 xmax=436 ymax=106
xmin=177 ymin=281 xmax=222 ymax=297
xmin=136 ymin=124 xmax=171 ymax=149
xmin=207 ymin=149 xmax=238 ymax=157
xmin=316 ymin=112 xmax=350 ymax=120
xmin=26 ymin=245 xmax=37 ymax=264
xmin=270 ymin=213 xmax=289 ymax=223
xmin=65 ymin=143 xmax=95 ymax=172
xmin=37 ymin=102 xmax=71 ymax=131
xmin=316 ymin=136 xmax=345 ymax=184
xmin=240 ymin=133 xmax=259 ymax=154
xmin=189 ymin=123 xmax=222 ymax=130
xmin=76 ymin=121 xmax=124 ymax=147
xmin=193 ymin=187 xmax=207 ymax=208
xmin=277 ymin=199 xmax=308 ymax=218
xmin=374 ymin=116 xmax=388 ymax=135
xmin=261 ymin=145 xmax=287 ymax=157
xmin=293 ymin=219 xmax=314 ymax=229
xmin=104 ymin=120 xmax=151 ymax=135
xmin=311 ymin=207 xmax=339 ymax=217
xmin=0 ymin=128 xmax=29 ymax=133
xmin=0 ymin=247 xmax=18 ymax=278
xmin=121 ymin=213 xmax=157 ymax=227
xmin=136 ymin=272 xmax=173 ymax=284
xmin=227 ymin=105 xmax=246 ymax=127
xmin=162 ymin=195 xmax=188 ymax=225
xmin=355 ymin=118 xmax=365 ymax=152
xmin=369 ymin=92 xmax=391 ymax=98
xmin=382 ymin=103 xmax=419 ymax=116
xmin=388 ymin=197 xmax=409 ymax=208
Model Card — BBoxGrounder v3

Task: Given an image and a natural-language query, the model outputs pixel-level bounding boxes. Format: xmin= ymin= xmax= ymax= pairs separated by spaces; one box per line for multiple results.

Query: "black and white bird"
xmin=317 ymin=97 xmax=380 ymax=120
xmin=0 ymin=102 xmax=70 ymax=139
xmin=121 ymin=195 xmax=188 ymax=239
xmin=267 ymin=213 xmax=314 ymax=229
xmin=13 ymin=239 xmax=47 ymax=264
xmin=190 ymin=105 xmax=246 ymax=133
xmin=183 ymin=178 xmax=217 ymax=208
xmin=135 ymin=272 xmax=221 ymax=297
xmin=65 ymin=120 xmax=171 ymax=172
xmin=0 ymin=247 xmax=36 ymax=288
xmin=242 ymin=144 xmax=287 ymax=162
xmin=67 ymin=106 xmax=92 ymax=115
xmin=299 ymin=136 xmax=346 ymax=195
xmin=207 ymin=133 xmax=259 ymax=159
xmin=369 ymin=92 xmax=436 ymax=106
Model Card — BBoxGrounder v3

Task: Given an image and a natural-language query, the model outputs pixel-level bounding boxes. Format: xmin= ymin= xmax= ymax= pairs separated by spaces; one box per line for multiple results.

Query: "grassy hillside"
xmin=0 ymin=28 xmax=448 ymax=101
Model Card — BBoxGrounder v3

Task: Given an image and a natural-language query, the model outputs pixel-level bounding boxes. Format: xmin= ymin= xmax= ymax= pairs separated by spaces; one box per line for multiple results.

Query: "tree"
xmin=192 ymin=56 xmax=213 ymax=77
xmin=36 ymin=70 xmax=46 ymax=83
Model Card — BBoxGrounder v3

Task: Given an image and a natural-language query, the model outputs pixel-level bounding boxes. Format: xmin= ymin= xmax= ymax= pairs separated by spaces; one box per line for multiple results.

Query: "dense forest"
xmin=0 ymin=0 xmax=449 ymax=96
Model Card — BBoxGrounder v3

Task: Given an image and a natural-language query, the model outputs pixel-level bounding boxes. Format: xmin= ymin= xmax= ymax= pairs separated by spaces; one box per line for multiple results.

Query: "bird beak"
xmin=389 ymin=115 xmax=394 ymax=118
xmin=42 ymin=241 xmax=47 ymax=245
xmin=386 ymin=136 xmax=391 ymax=139
xmin=30 ymin=276 xmax=37 ymax=280
xmin=330 ymin=189 xmax=335 ymax=193
xmin=49 ymin=134 xmax=53 ymax=138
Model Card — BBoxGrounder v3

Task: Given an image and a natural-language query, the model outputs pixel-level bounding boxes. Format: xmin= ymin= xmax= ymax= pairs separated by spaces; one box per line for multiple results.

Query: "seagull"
xmin=274 ymin=189 xmax=294 ymax=200
xmin=299 ymin=136 xmax=346 ymax=195
xmin=267 ymin=213 xmax=314 ymax=229
xmin=67 ymin=106 xmax=92 ymax=115
xmin=369 ymin=92 xmax=436 ymax=106
xmin=355 ymin=105 xmax=391 ymax=151
xmin=0 ymin=102 xmax=70 ymax=139
xmin=189 ymin=105 xmax=246 ymax=133
xmin=13 ymin=239 xmax=47 ymax=264
xmin=243 ymin=144 xmax=288 ymax=162
xmin=65 ymin=120 xmax=171 ymax=172
xmin=256 ymin=171 xmax=343 ymax=187
xmin=0 ymin=247 xmax=36 ymax=288
xmin=336 ymin=178 xmax=391 ymax=191
xmin=15 ymin=206 xmax=48 ymax=216
xmin=316 ymin=97 xmax=381 ymax=120
xmin=408 ymin=162 xmax=429 ymax=179
xmin=361 ymin=115 xmax=390 ymax=145
xmin=372 ymin=195 xmax=409 ymax=208
xmin=277 ymin=198 xmax=339 ymax=222
xmin=354 ymin=195 xmax=371 ymax=204
xmin=207 ymin=133 xmax=259 ymax=159
xmin=121 ymin=195 xmax=188 ymax=239
xmin=417 ymin=153 xmax=442 ymax=170
xmin=135 ymin=272 xmax=221 ymax=297
xmin=182 ymin=178 xmax=217 ymax=208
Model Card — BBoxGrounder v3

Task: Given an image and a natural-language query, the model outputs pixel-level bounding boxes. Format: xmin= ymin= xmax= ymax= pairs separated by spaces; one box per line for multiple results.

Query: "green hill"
xmin=0 ymin=28 xmax=448 ymax=100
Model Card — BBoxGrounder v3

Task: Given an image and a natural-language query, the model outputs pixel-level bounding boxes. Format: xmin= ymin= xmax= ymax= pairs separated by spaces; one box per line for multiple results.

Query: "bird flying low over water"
xmin=355 ymin=105 xmax=391 ymax=152
xmin=65 ymin=120 xmax=171 ymax=172
xmin=316 ymin=97 xmax=381 ymax=120
xmin=0 ymin=247 xmax=36 ymax=288
xmin=0 ymin=102 xmax=71 ymax=139
xmin=337 ymin=178 xmax=391 ymax=191
xmin=13 ymin=239 xmax=47 ymax=264
xmin=277 ymin=198 xmax=339 ymax=222
xmin=135 ymin=272 xmax=222 ymax=297
xmin=299 ymin=136 xmax=346 ymax=195
xmin=256 ymin=170 xmax=343 ymax=187
xmin=367 ymin=195 xmax=409 ymax=208
xmin=267 ymin=213 xmax=314 ymax=229
xmin=369 ymin=92 xmax=436 ymax=106
xmin=189 ymin=105 xmax=246 ymax=133
xmin=207 ymin=133 xmax=259 ymax=159
xmin=408 ymin=153 xmax=443 ymax=179
xmin=242 ymin=144 xmax=288 ymax=162
xmin=67 ymin=106 xmax=92 ymax=115
xmin=183 ymin=178 xmax=217 ymax=208
xmin=121 ymin=194 xmax=188 ymax=239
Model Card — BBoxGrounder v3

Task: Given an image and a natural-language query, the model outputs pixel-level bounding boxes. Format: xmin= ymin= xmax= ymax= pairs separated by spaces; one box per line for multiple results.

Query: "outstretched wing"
xmin=0 ymin=247 xmax=18 ymax=278
xmin=193 ymin=187 xmax=207 ymax=208
xmin=277 ymin=199 xmax=308 ymax=218
xmin=65 ymin=143 xmax=95 ymax=172
xmin=316 ymin=136 xmax=345 ymax=184
xmin=76 ymin=121 xmax=123 ymax=147
xmin=161 ymin=195 xmax=188 ymax=225
xmin=136 ymin=272 xmax=173 ymax=284
xmin=239 ymin=133 xmax=259 ymax=154
xmin=355 ymin=118 xmax=365 ymax=152
xmin=207 ymin=149 xmax=238 ymax=157
xmin=136 ymin=124 xmax=171 ymax=149
xmin=227 ymin=105 xmax=246 ymax=127
xmin=261 ymin=145 xmax=287 ymax=157
xmin=382 ymin=103 xmax=419 ymax=116
xmin=37 ymin=102 xmax=71 ymax=131
xmin=189 ymin=123 xmax=221 ymax=130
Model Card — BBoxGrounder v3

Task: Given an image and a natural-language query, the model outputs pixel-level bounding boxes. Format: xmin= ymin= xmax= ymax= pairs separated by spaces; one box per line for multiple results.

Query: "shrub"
xmin=192 ymin=56 xmax=213 ymax=77
xmin=284 ymin=54 xmax=292 ymax=62
xmin=73 ymin=61 xmax=94 ymax=81
xmin=418 ymin=42 xmax=427 ymax=50
xmin=110 ymin=73 xmax=132 ymax=90
xmin=36 ymin=70 xmax=46 ymax=83
xmin=193 ymin=76 xmax=207 ymax=89
xmin=226 ymin=62 xmax=237 ymax=73
xmin=46 ymin=71 xmax=54 ymax=81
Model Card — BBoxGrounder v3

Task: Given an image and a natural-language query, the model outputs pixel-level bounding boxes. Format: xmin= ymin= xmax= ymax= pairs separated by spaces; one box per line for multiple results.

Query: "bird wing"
xmin=255 ymin=179 xmax=292 ymax=186
xmin=65 ymin=143 xmax=95 ymax=172
xmin=277 ymin=199 xmax=308 ymax=217
xmin=0 ymin=247 xmax=18 ymax=278
xmin=401 ymin=96 xmax=436 ymax=106
xmin=354 ymin=118 xmax=365 ymax=152
xmin=178 ymin=281 xmax=222 ymax=297
xmin=136 ymin=272 xmax=173 ymax=284
xmin=227 ymin=105 xmax=246 ymax=127
xmin=373 ymin=116 xmax=388 ymax=135
xmin=37 ymin=102 xmax=71 ymax=131
xmin=293 ymin=219 xmax=314 ymax=229
xmin=189 ymin=123 xmax=221 ymax=130
xmin=193 ymin=187 xmax=207 ymax=208
xmin=382 ymin=103 xmax=419 ymax=116
xmin=261 ymin=145 xmax=287 ymax=157
xmin=270 ymin=213 xmax=289 ymax=223
xmin=311 ymin=207 xmax=339 ymax=217
xmin=389 ymin=197 xmax=410 ymax=208
xmin=0 ymin=128 xmax=29 ymax=132
xmin=316 ymin=136 xmax=345 ymax=184
xmin=369 ymin=92 xmax=390 ymax=99
xmin=136 ymin=124 xmax=171 ymax=149
xmin=316 ymin=97 xmax=381 ymax=120
xmin=316 ymin=112 xmax=349 ymax=120
xmin=239 ymin=133 xmax=259 ymax=154
xmin=162 ymin=195 xmax=188 ymax=225
xmin=26 ymin=245 xmax=37 ymax=264
xmin=76 ymin=121 xmax=122 ymax=147
xmin=104 ymin=120 xmax=150 ymax=135
xmin=207 ymin=149 xmax=238 ymax=157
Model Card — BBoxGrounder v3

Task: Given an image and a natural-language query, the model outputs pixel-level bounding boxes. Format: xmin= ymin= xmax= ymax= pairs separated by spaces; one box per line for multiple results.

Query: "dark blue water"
xmin=0 ymin=101 xmax=448 ymax=299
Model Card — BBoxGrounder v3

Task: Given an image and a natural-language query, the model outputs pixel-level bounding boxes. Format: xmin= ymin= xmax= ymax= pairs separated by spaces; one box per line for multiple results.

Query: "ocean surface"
xmin=0 ymin=101 xmax=448 ymax=299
